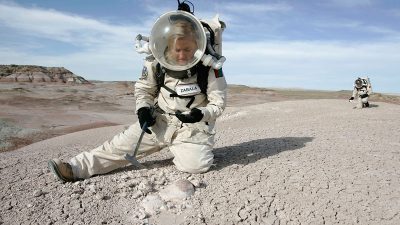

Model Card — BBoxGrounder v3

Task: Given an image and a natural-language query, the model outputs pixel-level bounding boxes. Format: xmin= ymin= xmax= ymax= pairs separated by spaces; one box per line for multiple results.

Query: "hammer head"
xmin=124 ymin=154 xmax=145 ymax=169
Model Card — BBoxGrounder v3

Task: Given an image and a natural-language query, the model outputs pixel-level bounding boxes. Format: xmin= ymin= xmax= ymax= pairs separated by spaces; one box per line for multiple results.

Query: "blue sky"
xmin=0 ymin=0 xmax=399 ymax=93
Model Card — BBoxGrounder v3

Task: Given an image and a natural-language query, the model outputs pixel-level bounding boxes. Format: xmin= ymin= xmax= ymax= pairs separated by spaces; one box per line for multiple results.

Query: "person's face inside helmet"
xmin=355 ymin=79 xmax=362 ymax=88
xmin=168 ymin=36 xmax=197 ymax=66
xmin=164 ymin=19 xmax=199 ymax=68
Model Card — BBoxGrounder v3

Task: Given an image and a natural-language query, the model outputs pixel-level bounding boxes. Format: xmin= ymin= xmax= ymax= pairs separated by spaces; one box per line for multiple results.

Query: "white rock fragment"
xmin=141 ymin=194 xmax=166 ymax=215
xmin=95 ymin=193 xmax=108 ymax=200
xmin=154 ymin=174 xmax=167 ymax=185
xmin=33 ymin=190 xmax=43 ymax=197
xmin=158 ymin=177 xmax=167 ymax=185
xmin=131 ymin=190 xmax=143 ymax=199
xmin=70 ymin=193 xmax=80 ymax=199
xmin=82 ymin=179 xmax=91 ymax=185
xmin=127 ymin=179 xmax=140 ymax=188
xmin=159 ymin=179 xmax=195 ymax=202
xmin=72 ymin=188 xmax=84 ymax=195
xmin=132 ymin=209 xmax=147 ymax=219
xmin=86 ymin=185 xmax=96 ymax=193
xmin=120 ymin=174 xmax=129 ymax=180
xmin=190 ymin=179 xmax=202 ymax=188
xmin=138 ymin=180 xmax=153 ymax=194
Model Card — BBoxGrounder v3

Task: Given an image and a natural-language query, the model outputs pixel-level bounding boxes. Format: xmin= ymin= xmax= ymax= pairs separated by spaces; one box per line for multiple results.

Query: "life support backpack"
xmin=200 ymin=15 xmax=226 ymax=59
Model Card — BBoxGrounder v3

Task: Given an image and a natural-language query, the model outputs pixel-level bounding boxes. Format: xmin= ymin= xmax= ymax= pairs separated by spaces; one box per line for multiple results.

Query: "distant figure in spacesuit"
xmin=349 ymin=77 xmax=372 ymax=109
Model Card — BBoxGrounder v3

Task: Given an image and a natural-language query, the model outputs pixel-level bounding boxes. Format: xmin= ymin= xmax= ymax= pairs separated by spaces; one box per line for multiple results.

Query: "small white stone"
xmin=86 ymin=185 xmax=96 ymax=193
xmin=138 ymin=180 xmax=153 ymax=194
xmin=190 ymin=179 xmax=202 ymax=188
xmin=33 ymin=190 xmax=42 ymax=197
xmin=131 ymin=191 xmax=143 ymax=199
xmin=141 ymin=194 xmax=166 ymax=215
xmin=159 ymin=179 xmax=195 ymax=203
xmin=95 ymin=193 xmax=106 ymax=200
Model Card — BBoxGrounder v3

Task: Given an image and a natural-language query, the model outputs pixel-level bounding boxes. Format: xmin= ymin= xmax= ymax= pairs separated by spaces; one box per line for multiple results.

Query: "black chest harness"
xmin=154 ymin=63 xmax=210 ymax=108
xmin=355 ymin=85 xmax=367 ymax=91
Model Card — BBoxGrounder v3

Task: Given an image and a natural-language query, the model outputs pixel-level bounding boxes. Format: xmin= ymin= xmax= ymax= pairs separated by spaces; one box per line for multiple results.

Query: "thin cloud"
xmin=363 ymin=25 xmax=400 ymax=37
xmin=325 ymin=0 xmax=375 ymax=8
xmin=223 ymin=2 xmax=292 ymax=14
xmin=223 ymin=40 xmax=400 ymax=92
xmin=0 ymin=3 xmax=144 ymax=46
xmin=312 ymin=19 xmax=400 ymax=40
xmin=224 ymin=40 xmax=400 ymax=66
xmin=389 ymin=9 xmax=400 ymax=17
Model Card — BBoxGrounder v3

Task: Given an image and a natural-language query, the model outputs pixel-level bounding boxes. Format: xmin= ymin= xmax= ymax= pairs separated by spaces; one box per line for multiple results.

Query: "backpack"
xmin=200 ymin=15 xmax=226 ymax=56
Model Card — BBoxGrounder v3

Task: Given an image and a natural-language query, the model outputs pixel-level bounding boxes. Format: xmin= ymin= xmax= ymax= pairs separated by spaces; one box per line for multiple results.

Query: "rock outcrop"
xmin=0 ymin=65 xmax=90 ymax=84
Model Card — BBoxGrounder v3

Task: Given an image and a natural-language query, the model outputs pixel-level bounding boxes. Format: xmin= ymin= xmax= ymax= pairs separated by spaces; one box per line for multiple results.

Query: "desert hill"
xmin=0 ymin=65 xmax=90 ymax=84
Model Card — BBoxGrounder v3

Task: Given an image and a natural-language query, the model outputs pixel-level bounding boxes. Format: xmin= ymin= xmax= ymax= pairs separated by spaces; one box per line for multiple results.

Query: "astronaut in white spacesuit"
xmin=48 ymin=7 xmax=227 ymax=182
xmin=349 ymin=77 xmax=372 ymax=109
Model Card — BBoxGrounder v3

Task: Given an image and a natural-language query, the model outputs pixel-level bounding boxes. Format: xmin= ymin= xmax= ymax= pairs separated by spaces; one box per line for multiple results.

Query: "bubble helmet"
xmin=149 ymin=11 xmax=206 ymax=72
xmin=355 ymin=78 xmax=363 ymax=89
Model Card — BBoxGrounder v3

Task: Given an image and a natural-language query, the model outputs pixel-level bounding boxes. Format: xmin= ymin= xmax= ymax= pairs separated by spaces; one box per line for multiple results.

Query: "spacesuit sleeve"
xmin=366 ymin=87 xmax=372 ymax=95
xmin=351 ymin=87 xmax=357 ymax=98
xmin=199 ymin=68 xmax=227 ymax=122
xmin=134 ymin=59 xmax=159 ymax=112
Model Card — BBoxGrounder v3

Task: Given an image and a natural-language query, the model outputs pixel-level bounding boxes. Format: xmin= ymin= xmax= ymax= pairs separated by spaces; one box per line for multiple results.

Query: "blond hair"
xmin=165 ymin=20 xmax=198 ymax=63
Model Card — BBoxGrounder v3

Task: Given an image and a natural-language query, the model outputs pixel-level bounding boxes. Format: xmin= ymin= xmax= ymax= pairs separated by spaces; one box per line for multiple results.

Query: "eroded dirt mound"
xmin=0 ymin=65 xmax=90 ymax=84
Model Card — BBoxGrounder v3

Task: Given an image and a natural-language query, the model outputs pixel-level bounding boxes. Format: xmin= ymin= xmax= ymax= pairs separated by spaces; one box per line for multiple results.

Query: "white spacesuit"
xmin=48 ymin=6 xmax=227 ymax=182
xmin=349 ymin=77 xmax=372 ymax=109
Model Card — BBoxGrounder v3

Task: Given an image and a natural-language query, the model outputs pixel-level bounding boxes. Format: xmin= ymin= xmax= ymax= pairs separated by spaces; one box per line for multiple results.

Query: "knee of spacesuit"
xmin=361 ymin=97 xmax=368 ymax=103
xmin=174 ymin=156 xmax=214 ymax=174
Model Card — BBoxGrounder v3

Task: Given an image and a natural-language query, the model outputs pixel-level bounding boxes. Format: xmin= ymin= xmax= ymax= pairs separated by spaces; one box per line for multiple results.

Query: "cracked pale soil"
xmin=1 ymin=99 xmax=400 ymax=225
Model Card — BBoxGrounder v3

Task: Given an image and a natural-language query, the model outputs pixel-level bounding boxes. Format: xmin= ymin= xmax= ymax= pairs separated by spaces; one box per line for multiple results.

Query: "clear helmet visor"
xmin=149 ymin=11 xmax=206 ymax=71
xmin=355 ymin=79 xmax=363 ymax=88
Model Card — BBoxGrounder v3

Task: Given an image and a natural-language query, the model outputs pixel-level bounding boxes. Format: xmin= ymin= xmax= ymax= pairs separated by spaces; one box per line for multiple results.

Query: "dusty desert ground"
xmin=1 ymin=82 xmax=400 ymax=224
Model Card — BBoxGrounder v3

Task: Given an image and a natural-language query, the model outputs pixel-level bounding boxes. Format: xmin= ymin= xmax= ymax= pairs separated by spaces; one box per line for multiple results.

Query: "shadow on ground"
xmin=213 ymin=137 xmax=313 ymax=170
xmin=352 ymin=104 xmax=379 ymax=109
xmin=121 ymin=136 xmax=313 ymax=172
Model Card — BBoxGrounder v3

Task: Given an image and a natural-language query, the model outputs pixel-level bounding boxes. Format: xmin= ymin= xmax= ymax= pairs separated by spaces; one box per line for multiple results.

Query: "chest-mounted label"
xmin=176 ymin=83 xmax=201 ymax=96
